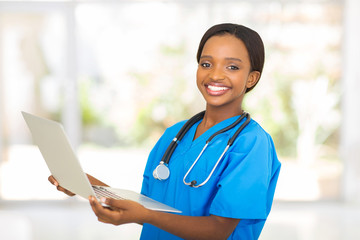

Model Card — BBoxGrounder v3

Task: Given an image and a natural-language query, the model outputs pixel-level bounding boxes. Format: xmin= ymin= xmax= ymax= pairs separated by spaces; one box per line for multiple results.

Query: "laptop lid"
xmin=22 ymin=111 xmax=95 ymax=199
xmin=22 ymin=111 xmax=182 ymax=213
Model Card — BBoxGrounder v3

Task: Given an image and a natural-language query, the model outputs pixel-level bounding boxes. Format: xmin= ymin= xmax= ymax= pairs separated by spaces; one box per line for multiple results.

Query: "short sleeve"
xmin=209 ymin=128 xmax=280 ymax=224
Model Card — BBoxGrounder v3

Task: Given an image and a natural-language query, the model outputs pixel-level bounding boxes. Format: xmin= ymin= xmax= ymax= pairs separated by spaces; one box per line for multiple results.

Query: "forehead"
xmin=201 ymin=34 xmax=249 ymax=62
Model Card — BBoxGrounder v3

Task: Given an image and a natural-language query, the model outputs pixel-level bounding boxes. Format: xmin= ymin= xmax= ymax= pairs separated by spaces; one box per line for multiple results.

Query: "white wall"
xmin=341 ymin=0 xmax=360 ymax=204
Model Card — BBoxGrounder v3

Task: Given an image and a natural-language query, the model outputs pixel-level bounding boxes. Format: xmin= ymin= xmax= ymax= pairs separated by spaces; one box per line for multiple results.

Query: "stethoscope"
xmin=153 ymin=111 xmax=251 ymax=188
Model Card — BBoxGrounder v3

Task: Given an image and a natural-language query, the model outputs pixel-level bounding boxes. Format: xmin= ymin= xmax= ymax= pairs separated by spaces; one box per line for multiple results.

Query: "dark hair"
xmin=196 ymin=23 xmax=265 ymax=93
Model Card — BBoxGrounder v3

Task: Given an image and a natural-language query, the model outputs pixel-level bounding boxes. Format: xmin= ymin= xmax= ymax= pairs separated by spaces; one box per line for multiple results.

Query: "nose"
xmin=209 ymin=65 xmax=225 ymax=81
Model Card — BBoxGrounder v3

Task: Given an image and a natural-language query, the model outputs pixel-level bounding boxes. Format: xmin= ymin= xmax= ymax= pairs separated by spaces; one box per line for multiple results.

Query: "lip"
xmin=205 ymin=83 xmax=231 ymax=96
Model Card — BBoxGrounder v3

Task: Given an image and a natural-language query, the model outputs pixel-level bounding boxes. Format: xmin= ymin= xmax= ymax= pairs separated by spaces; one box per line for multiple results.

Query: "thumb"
xmin=103 ymin=198 xmax=131 ymax=209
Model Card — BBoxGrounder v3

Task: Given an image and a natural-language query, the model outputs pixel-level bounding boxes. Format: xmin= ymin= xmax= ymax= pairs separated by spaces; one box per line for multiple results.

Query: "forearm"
xmin=144 ymin=211 xmax=239 ymax=240
xmin=90 ymin=196 xmax=239 ymax=239
xmin=86 ymin=174 xmax=109 ymax=187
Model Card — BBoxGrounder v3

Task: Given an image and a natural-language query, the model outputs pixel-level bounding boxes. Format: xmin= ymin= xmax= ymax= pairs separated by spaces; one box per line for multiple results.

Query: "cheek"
xmin=196 ymin=69 xmax=204 ymax=88
xmin=231 ymin=74 xmax=249 ymax=92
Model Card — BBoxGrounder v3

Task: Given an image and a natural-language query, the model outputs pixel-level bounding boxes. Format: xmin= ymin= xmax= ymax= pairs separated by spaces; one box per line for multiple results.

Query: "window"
xmin=0 ymin=0 xmax=343 ymax=201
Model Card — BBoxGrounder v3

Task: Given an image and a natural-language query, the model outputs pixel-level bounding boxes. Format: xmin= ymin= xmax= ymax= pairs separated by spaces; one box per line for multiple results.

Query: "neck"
xmin=193 ymin=106 xmax=243 ymax=141
xmin=202 ymin=105 xmax=243 ymax=129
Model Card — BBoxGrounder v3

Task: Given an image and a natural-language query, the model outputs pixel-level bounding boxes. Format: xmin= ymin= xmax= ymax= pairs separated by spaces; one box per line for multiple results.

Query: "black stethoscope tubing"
xmin=154 ymin=111 xmax=251 ymax=187
xmin=161 ymin=111 xmax=250 ymax=165
xmin=160 ymin=111 xmax=205 ymax=165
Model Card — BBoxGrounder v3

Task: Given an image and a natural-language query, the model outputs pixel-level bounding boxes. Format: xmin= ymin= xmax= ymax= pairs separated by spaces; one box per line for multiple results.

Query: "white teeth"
xmin=207 ymin=85 xmax=229 ymax=91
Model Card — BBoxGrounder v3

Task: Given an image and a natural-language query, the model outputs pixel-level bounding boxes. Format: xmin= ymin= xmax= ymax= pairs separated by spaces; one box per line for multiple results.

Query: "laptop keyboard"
xmin=92 ymin=186 xmax=124 ymax=200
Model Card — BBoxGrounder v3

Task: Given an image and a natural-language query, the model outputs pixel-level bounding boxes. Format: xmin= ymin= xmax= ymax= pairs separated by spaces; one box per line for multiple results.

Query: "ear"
xmin=246 ymin=71 xmax=260 ymax=89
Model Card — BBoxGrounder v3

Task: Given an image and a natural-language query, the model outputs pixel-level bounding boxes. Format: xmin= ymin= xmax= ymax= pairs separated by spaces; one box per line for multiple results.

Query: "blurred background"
xmin=0 ymin=0 xmax=359 ymax=239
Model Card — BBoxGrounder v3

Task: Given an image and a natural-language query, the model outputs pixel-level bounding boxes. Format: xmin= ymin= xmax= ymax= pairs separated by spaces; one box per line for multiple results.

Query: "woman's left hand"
xmin=89 ymin=196 xmax=150 ymax=225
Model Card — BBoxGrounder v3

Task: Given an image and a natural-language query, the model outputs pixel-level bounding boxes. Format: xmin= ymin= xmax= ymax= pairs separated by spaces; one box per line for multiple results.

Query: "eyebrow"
xmin=200 ymin=55 xmax=243 ymax=62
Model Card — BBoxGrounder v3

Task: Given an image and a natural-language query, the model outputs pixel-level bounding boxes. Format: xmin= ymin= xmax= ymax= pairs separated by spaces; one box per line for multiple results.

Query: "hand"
xmin=89 ymin=196 xmax=151 ymax=225
xmin=48 ymin=175 xmax=75 ymax=196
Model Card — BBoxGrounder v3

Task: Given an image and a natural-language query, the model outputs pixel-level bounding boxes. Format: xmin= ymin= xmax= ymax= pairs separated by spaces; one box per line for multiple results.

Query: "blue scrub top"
xmin=140 ymin=115 xmax=281 ymax=240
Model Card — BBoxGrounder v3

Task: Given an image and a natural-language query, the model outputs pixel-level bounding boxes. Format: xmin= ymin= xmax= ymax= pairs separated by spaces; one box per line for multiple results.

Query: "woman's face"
xmin=196 ymin=34 xmax=259 ymax=113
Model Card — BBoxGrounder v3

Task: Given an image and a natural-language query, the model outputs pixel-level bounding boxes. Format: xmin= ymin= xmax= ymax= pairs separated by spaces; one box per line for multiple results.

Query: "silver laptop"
xmin=22 ymin=111 xmax=181 ymax=213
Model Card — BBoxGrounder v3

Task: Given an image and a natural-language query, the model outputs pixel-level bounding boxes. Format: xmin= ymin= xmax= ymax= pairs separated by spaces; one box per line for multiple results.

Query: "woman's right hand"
xmin=48 ymin=175 xmax=76 ymax=196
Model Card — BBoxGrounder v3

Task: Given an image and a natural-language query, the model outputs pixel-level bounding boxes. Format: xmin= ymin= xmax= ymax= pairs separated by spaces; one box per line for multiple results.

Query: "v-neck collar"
xmin=172 ymin=115 xmax=243 ymax=158
xmin=189 ymin=115 xmax=242 ymax=145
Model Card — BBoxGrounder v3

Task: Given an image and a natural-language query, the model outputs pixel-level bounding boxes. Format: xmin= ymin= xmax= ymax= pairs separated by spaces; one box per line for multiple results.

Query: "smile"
xmin=205 ymin=84 xmax=231 ymax=96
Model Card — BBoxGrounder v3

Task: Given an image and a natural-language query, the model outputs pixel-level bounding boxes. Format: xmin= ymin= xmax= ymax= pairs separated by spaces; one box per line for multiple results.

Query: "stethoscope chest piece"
xmin=153 ymin=161 xmax=170 ymax=180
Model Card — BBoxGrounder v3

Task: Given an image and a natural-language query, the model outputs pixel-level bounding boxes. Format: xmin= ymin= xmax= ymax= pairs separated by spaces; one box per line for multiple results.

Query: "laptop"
xmin=22 ymin=111 xmax=181 ymax=213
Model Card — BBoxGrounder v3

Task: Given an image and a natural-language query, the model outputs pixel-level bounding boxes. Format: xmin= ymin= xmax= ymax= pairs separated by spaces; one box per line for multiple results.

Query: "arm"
xmin=146 ymin=211 xmax=239 ymax=240
xmin=86 ymin=174 xmax=109 ymax=187
xmin=89 ymin=197 xmax=239 ymax=240
xmin=48 ymin=174 xmax=109 ymax=196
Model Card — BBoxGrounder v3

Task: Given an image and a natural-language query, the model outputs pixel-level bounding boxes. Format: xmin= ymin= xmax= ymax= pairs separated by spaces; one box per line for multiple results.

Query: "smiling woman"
xmin=196 ymin=24 xmax=264 ymax=94
xmin=0 ymin=0 xmax=347 ymax=239
xmin=51 ymin=23 xmax=281 ymax=240
xmin=196 ymin=34 xmax=259 ymax=114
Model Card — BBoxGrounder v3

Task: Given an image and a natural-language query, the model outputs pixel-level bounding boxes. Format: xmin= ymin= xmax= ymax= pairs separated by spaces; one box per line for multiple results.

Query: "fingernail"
xmin=100 ymin=197 xmax=106 ymax=203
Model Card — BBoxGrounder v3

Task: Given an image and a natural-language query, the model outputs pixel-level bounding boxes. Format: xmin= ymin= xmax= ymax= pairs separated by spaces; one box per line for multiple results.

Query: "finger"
xmin=89 ymin=197 xmax=114 ymax=223
xmin=104 ymin=198 xmax=131 ymax=209
xmin=55 ymin=183 xmax=75 ymax=196
xmin=89 ymin=197 xmax=123 ymax=224
xmin=89 ymin=196 xmax=112 ymax=216
xmin=103 ymin=198 xmax=149 ymax=225
xmin=96 ymin=217 xmax=109 ymax=224
xmin=48 ymin=175 xmax=59 ymax=187
xmin=64 ymin=189 xmax=75 ymax=196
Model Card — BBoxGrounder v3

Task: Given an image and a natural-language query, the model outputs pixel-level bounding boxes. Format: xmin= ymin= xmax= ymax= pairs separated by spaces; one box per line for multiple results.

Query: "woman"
xmin=50 ymin=23 xmax=281 ymax=240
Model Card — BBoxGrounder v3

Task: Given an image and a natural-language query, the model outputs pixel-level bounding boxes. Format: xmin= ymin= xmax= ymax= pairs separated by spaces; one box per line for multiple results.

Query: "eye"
xmin=200 ymin=62 xmax=211 ymax=68
xmin=227 ymin=65 xmax=239 ymax=70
